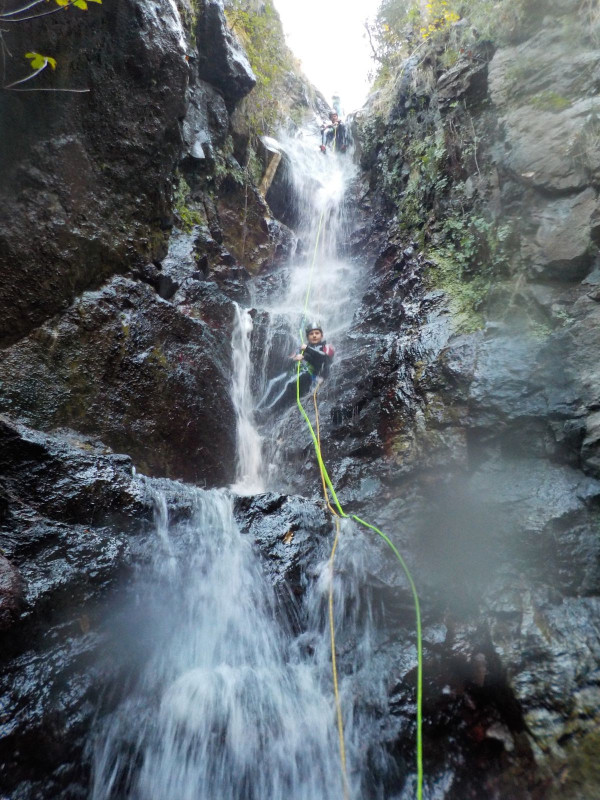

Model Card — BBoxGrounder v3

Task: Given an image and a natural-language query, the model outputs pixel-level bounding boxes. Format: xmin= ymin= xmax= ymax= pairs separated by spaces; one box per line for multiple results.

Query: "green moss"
xmin=173 ymin=171 xmax=206 ymax=233
xmin=530 ymin=90 xmax=572 ymax=112
xmin=225 ymin=0 xmax=295 ymax=135
xmin=440 ymin=47 xmax=460 ymax=69
xmin=426 ymin=250 xmax=489 ymax=333
xmin=246 ymin=146 xmax=263 ymax=186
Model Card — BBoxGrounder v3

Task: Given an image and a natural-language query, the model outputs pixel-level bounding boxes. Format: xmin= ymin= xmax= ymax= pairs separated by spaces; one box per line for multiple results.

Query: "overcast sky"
xmin=272 ymin=0 xmax=382 ymax=115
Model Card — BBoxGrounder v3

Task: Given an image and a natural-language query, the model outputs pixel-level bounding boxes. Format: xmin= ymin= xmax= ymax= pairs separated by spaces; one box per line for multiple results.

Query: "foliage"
xmin=25 ymin=52 xmax=56 ymax=71
xmin=1 ymin=0 xmax=102 ymax=91
xmin=224 ymin=0 xmax=293 ymax=135
xmin=369 ymin=0 xmax=530 ymax=86
xmin=530 ymin=90 xmax=572 ymax=113
xmin=56 ymin=0 xmax=101 ymax=8
xmin=419 ymin=1 xmax=460 ymax=40
xmin=173 ymin=172 xmax=206 ymax=233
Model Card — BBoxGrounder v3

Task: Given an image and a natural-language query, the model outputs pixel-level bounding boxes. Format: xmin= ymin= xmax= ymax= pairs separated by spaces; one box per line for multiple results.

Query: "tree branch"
xmin=0 ymin=0 xmax=47 ymax=19
xmin=1 ymin=2 xmax=74 ymax=23
xmin=3 ymin=57 xmax=46 ymax=87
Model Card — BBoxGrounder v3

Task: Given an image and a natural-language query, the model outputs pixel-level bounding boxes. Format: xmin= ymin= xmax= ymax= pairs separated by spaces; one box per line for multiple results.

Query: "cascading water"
xmin=90 ymin=129 xmax=399 ymax=800
xmin=250 ymin=131 xmax=361 ymax=489
xmin=230 ymin=302 xmax=264 ymax=495
xmin=91 ymin=488 xmax=353 ymax=800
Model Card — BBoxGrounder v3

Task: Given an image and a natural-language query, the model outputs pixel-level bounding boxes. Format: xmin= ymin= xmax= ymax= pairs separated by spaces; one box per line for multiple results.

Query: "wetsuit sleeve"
xmin=303 ymin=345 xmax=334 ymax=378
xmin=321 ymin=344 xmax=334 ymax=379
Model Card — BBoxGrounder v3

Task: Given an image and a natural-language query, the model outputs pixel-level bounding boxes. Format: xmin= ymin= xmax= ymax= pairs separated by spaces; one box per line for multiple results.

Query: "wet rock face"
xmin=299 ymin=3 xmax=600 ymax=795
xmin=183 ymin=79 xmax=231 ymax=162
xmin=0 ymin=0 xmax=190 ymax=346
xmin=0 ymin=276 xmax=237 ymax=486
xmin=234 ymin=492 xmax=332 ymax=591
xmin=0 ymin=417 xmax=160 ymax=797
xmin=0 ymin=555 xmax=24 ymax=632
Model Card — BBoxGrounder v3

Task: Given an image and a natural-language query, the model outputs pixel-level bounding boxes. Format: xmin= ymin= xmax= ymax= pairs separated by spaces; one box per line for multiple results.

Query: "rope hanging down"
xmin=295 ymin=165 xmax=424 ymax=799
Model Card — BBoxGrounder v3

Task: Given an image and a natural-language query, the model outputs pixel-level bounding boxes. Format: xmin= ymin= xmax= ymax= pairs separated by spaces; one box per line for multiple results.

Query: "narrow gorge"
xmin=1 ymin=1 xmax=599 ymax=798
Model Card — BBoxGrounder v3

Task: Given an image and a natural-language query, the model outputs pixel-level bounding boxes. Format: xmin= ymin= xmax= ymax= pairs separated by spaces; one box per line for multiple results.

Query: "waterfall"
xmin=90 ymin=131 xmax=395 ymax=799
xmin=250 ymin=131 xmax=361 ymax=491
xmin=90 ymin=488 xmax=366 ymax=800
xmin=230 ymin=302 xmax=264 ymax=495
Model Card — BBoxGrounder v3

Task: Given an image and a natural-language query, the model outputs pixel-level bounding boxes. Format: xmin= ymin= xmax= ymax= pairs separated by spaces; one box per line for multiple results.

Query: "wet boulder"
xmin=195 ymin=0 xmax=256 ymax=111
xmin=217 ymin=179 xmax=296 ymax=274
xmin=0 ymin=415 xmax=149 ymax=529
xmin=522 ymin=188 xmax=600 ymax=282
xmin=234 ymin=492 xmax=332 ymax=590
xmin=0 ymin=276 xmax=237 ymax=486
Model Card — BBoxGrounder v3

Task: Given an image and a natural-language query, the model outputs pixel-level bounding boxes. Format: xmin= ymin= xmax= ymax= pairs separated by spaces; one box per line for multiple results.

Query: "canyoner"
xmin=320 ymin=110 xmax=350 ymax=154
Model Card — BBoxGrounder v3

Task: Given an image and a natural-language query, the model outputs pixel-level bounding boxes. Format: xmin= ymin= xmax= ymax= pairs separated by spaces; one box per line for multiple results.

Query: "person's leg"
xmin=264 ymin=371 xmax=313 ymax=414
xmin=256 ymin=372 xmax=289 ymax=410
xmin=260 ymin=374 xmax=297 ymax=413
xmin=299 ymin=371 xmax=314 ymax=397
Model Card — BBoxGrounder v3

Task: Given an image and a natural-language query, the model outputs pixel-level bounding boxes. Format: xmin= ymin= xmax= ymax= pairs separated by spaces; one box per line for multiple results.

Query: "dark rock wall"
xmin=285 ymin=1 xmax=600 ymax=795
xmin=0 ymin=0 xmax=190 ymax=346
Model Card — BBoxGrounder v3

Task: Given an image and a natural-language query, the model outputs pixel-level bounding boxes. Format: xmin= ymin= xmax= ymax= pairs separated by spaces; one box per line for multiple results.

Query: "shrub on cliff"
xmin=224 ymin=0 xmax=300 ymax=135
xmin=369 ymin=0 xmax=534 ymax=85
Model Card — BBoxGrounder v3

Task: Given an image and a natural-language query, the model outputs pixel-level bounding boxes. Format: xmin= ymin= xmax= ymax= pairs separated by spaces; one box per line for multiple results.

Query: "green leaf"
xmin=73 ymin=0 xmax=88 ymax=8
xmin=25 ymin=52 xmax=55 ymax=70
xmin=55 ymin=0 xmax=71 ymax=6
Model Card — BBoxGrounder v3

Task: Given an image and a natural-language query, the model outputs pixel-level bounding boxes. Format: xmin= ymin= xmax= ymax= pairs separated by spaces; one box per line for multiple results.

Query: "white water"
xmin=90 ymin=487 xmax=380 ymax=800
xmin=262 ymin=129 xmax=358 ymax=335
xmin=230 ymin=302 xmax=264 ymax=495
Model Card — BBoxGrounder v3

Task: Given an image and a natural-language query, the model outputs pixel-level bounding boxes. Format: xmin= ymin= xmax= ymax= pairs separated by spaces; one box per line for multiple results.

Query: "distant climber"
xmin=257 ymin=322 xmax=335 ymax=414
xmin=320 ymin=112 xmax=348 ymax=154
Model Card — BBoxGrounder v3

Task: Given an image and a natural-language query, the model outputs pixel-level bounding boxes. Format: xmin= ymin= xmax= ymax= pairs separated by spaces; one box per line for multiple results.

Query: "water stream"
xmin=89 ymin=131 xmax=394 ymax=799
xmin=250 ymin=132 xmax=360 ymax=490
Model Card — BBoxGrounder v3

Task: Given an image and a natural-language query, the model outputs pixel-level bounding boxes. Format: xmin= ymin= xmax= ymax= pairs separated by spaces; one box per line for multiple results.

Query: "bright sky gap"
xmin=272 ymin=0 xmax=382 ymax=114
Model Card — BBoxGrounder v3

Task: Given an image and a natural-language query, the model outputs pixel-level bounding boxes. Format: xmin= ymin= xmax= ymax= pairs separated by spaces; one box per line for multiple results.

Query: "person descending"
xmin=257 ymin=322 xmax=335 ymax=414
xmin=320 ymin=111 xmax=348 ymax=154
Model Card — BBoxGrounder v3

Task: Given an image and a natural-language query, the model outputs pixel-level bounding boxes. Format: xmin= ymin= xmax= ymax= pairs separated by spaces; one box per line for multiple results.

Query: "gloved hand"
xmin=316 ymin=375 xmax=324 ymax=387
xmin=320 ymin=145 xmax=326 ymax=153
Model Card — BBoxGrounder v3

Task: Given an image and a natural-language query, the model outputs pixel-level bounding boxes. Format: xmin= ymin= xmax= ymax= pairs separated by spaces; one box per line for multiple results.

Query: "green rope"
xmin=294 ymin=155 xmax=424 ymax=797
xmin=295 ymin=373 xmax=423 ymax=798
